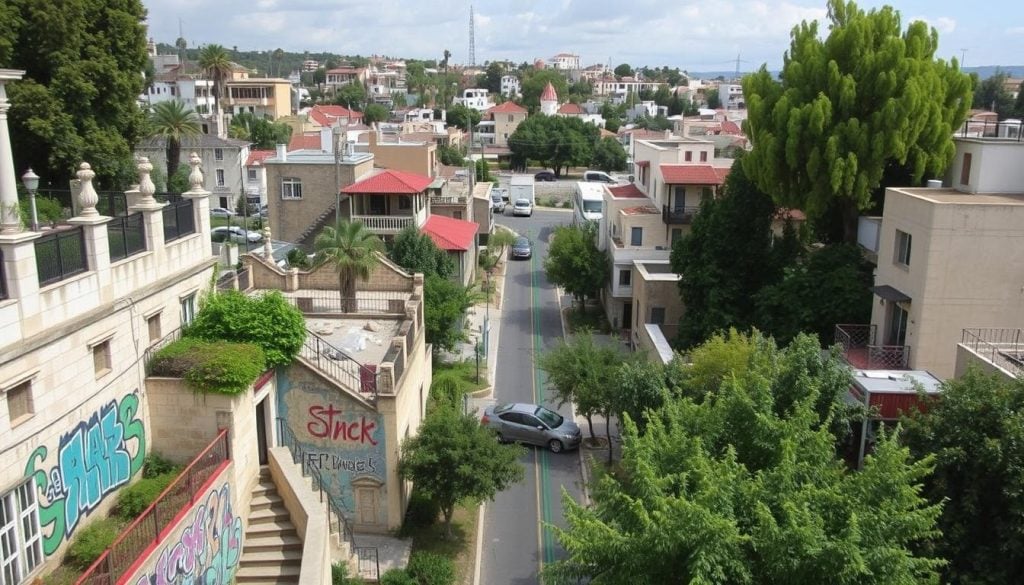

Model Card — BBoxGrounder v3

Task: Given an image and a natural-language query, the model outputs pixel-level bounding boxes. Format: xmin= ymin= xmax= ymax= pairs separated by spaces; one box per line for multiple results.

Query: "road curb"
xmin=554 ymin=286 xmax=593 ymax=508
xmin=472 ymin=502 xmax=485 ymax=585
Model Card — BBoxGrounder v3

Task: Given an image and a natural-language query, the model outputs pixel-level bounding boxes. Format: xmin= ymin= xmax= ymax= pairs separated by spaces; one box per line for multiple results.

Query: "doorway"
xmin=356 ymin=487 xmax=379 ymax=525
xmin=886 ymin=304 xmax=909 ymax=347
xmin=622 ymin=302 xmax=633 ymax=331
xmin=255 ymin=399 xmax=269 ymax=466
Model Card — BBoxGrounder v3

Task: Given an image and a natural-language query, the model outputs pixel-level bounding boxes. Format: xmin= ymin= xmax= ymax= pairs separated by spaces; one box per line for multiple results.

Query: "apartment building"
xmin=244 ymin=149 xmax=275 ymax=210
xmin=325 ymin=67 xmax=369 ymax=91
xmin=500 ymin=75 xmax=521 ymax=97
xmin=135 ymin=134 xmax=251 ymax=211
xmin=477 ymin=102 xmax=528 ymax=148
xmin=224 ymin=69 xmax=293 ymax=119
xmin=838 ymin=123 xmax=1024 ymax=379
xmin=453 ymin=88 xmax=494 ymax=112
xmin=549 ymin=53 xmax=581 ymax=71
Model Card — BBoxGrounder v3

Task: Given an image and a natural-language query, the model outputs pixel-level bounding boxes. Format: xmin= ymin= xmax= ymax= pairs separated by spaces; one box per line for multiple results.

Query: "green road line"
xmin=530 ymin=236 xmax=557 ymax=568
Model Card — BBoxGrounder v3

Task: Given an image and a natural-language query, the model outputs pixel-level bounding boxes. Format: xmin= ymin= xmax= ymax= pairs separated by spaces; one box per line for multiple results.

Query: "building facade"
xmin=135 ymin=134 xmax=251 ymax=212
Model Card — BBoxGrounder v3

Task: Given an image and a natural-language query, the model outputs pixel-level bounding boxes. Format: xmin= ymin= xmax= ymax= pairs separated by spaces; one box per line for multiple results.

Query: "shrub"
xmin=185 ymin=290 xmax=305 ymax=367
xmin=142 ymin=452 xmax=179 ymax=479
xmin=66 ymin=518 xmax=122 ymax=568
xmin=149 ymin=338 xmax=266 ymax=395
xmin=286 ymin=248 xmax=311 ymax=270
xmin=379 ymin=569 xmax=415 ymax=585
xmin=332 ymin=562 xmax=364 ymax=585
xmin=428 ymin=370 xmax=470 ymax=411
xmin=116 ymin=472 xmax=177 ymax=519
xmin=402 ymin=489 xmax=440 ymax=530
xmin=406 ymin=552 xmax=456 ymax=585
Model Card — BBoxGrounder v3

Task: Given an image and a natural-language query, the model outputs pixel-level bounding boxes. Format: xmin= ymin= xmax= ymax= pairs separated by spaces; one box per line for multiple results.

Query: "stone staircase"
xmin=296 ymin=202 xmax=339 ymax=248
xmin=236 ymin=468 xmax=303 ymax=584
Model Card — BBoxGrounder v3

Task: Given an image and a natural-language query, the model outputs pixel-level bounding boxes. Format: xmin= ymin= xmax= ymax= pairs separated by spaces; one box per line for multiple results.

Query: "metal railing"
xmin=835 ymin=324 xmax=910 ymax=369
xmin=959 ymin=119 xmax=1023 ymax=142
xmin=163 ymin=199 xmax=195 ymax=242
xmin=356 ymin=547 xmax=380 ymax=581
xmin=286 ymin=290 xmax=408 ymax=314
xmin=662 ymin=205 xmax=700 ymax=225
xmin=108 ymin=213 xmax=146 ymax=262
xmin=299 ymin=330 xmax=379 ymax=401
xmin=35 ymin=227 xmax=88 ymax=286
xmin=144 ymin=327 xmax=182 ymax=373
xmin=962 ymin=328 xmax=1024 ymax=377
xmin=97 ymin=192 xmax=128 ymax=217
xmin=275 ymin=418 xmax=358 ymax=552
xmin=76 ymin=430 xmax=230 ymax=585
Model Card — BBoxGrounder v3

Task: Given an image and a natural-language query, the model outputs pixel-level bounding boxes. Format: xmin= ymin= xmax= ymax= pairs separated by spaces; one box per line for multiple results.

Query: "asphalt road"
xmin=479 ymin=208 xmax=586 ymax=585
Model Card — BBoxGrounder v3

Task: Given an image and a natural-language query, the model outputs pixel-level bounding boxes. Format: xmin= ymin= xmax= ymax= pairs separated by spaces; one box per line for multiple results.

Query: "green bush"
xmin=402 ymin=489 xmax=440 ymax=531
xmin=332 ymin=562 xmax=364 ymax=585
xmin=185 ymin=290 xmax=305 ymax=367
xmin=406 ymin=552 xmax=456 ymax=585
xmin=149 ymin=338 xmax=266 ymax=395
xmin=379 ymin=569 xmax=415 ymax=585
xmin=142 ymin=452 xmax=179 ymax=479
xmin=116 ymin=472 xmax=177 ymax=519
xmin=66 ymin=518 xmax=122 ymax=568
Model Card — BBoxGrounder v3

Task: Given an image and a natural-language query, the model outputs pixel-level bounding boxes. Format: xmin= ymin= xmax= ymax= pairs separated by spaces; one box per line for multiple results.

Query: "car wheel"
xmin=548 ymin=439 xmax=564 ymax=453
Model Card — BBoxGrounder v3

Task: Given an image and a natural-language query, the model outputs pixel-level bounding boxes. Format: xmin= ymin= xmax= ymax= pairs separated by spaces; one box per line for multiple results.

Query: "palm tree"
xmin=313 ymin=221 xmax=385 ymax=312
xmin=147 ymin=100 xmax=201 ymax=182
xmin=199 ymin=44 xmax=233 ymax=116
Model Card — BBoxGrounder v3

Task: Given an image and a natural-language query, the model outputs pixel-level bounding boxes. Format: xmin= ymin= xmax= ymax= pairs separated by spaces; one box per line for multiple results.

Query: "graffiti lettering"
xmin=135 ymin=483 xmax=243 ymax=585
xmin=23 ymin=391 xmax=146 ymax=556
xmin=304 ymin=452 xmax=378 ymax=474
xmin=307 ymin=405 xmax=378 ymax=445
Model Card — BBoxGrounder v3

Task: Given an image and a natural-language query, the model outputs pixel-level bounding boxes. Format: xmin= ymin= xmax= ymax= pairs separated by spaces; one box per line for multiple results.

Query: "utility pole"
xmin=333 ymin=125 xmax=342 ymax=226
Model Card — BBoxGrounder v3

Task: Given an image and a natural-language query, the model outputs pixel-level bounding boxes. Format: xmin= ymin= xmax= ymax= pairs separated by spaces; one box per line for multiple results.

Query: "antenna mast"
xmin=468 ymin=4 xmax=476 ymax=66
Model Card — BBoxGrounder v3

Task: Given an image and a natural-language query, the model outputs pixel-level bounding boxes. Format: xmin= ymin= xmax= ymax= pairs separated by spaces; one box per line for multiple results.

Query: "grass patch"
xmin=402 ymin=501 xmax=479 ymax=584
xmin=433 ymin=360 xmax=489 ymax=393
xmin=565 ymin=307 xmax=611 ymax=334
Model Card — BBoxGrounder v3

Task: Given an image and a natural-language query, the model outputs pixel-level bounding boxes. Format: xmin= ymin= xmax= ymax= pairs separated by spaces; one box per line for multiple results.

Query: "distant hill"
xmin=688 ymin=66 xmax=1024 ymax=82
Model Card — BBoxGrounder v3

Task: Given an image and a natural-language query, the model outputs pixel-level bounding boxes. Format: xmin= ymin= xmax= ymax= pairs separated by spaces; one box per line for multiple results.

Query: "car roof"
xmin=513 ymin=236 xmax=529 ymax=245
xmin=514 ymin=198 xmax=531 ymax=204
xmin=495 ymin=402 xmax=538 ymax=414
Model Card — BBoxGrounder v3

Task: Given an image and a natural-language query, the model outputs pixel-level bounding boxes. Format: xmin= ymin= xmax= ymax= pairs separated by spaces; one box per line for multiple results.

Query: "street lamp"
xmin=20 ymin=168 xmax=39 ymax=231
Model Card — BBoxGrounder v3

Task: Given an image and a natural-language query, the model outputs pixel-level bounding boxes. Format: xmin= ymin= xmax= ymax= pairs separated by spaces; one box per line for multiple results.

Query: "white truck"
xmin=508 ymin=175 xmax=536 ymax=207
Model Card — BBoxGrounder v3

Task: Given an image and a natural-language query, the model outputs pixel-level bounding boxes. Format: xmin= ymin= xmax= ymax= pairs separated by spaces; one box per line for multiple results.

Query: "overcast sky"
xmin=143 ymin=0 xmax=1023 ymax=72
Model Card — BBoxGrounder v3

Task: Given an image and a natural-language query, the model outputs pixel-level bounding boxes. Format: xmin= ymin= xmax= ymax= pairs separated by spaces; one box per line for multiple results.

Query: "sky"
xmin=143 ymin=0 xmax=1024 ymax=73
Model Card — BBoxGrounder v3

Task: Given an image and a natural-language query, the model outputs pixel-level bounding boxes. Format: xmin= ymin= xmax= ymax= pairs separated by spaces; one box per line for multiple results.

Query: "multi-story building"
xmin=500 ymin=75 xmax=521 ymax=97
xmin=224 ymin=69 xmax=294 ymax=119
xmin=135 ymin=134 xmax=251 ymax=212
xmin=593 ymin=76 xmax=667 ymax=99
xmin=837 ymin=122 xmax=1024 ymax=379
xmin=325 ymin=67 xmax=369 ymax=91
xmin=453 ymin=88 xmax=494 ymax=112
xmin=244 ymin=149 xmax=275 ymax=210
xmin=302 ymin=59 xmax=320 ymax=72
xmin=718 ymin=83 xmax=746 ymax=110
xmin=548 ymin=53 xmax=581 ymax=71
xmin=477 ymin=102 xmax=528 ymax=148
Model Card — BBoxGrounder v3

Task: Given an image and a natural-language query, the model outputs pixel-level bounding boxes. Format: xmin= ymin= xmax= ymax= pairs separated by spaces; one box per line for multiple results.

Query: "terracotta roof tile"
xmin=422 ymin=215 xmax=479 ymax=251
xmin=309 ymin=105 xmax=363 ymax=127
xmin=341 ymin=169 xmax=434 ymax=194
xmin=720 ymin=120 xmax=743 ymax=135
xmin=287 ymin=134 xmax=322 ymax=151
xmin=540 ymin=82 xmax=558 ymax=101
xmin=246 ymin=149 xmax=275 ymax=166
xmin=557 ymin=103 xmax=584 ymax=115
xmin=486 ymin=102 xmax=528 ymax=114
xmin=608 ymin=184 xmax=647 ymax=199
xmin=622 ymin=205 xmax=660 ymax=215
xmin=660 ymin=164 xmax=725 ymax=185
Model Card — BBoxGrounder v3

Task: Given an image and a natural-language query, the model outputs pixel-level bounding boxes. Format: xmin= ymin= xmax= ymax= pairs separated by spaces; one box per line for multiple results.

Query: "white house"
xmin=500 ymin=75 xmax=521 ymax=98
xmin=453 ymin=88 xmax=494 ymax=111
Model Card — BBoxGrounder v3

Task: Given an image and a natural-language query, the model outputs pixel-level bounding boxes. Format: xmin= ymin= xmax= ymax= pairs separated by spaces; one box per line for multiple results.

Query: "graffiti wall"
xmin=23 ymin=390 xmax=146 ymax=556
xmin=277 ymin=367 xmax=387 ymax=521
xmin=133 ymin=483 xmax=243 ymax=585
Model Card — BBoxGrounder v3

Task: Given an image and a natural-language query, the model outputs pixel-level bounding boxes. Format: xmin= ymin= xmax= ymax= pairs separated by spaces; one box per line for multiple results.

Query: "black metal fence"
xmin=97 ymin=192 xmax=128 ymax=217
xmin=299 ymin=330 xmax=379 ymax=400
xmin=163 ymin=199 xmax=195 ymax=242
xmin=35 ymin=227 xmax=88 ymax=286
xmin=285 ymin=290 xmax=409 ymax=314
xmin=959 ymin=119 xmax=1023 ymax=142
xmin=108 ymin=213 xmax=146 ymax=262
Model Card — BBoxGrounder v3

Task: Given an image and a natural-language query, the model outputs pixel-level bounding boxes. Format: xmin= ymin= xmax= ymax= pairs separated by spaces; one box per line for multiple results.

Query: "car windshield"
xmin=534 ymin=406 xmax=563 ymax=428
xmin=513 ymin=238 xmax=529 ymax=248
xmin=583 ymin=200 xmax=602 ymax=213
xmin=515 ymin=199 xmax=530 ymax=207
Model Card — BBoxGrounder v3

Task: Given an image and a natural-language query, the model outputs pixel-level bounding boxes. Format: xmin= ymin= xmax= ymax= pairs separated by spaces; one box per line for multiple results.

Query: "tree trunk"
xmin=584 ymin=413 xmax=595 ymax=440
xmin=442 ymin=506 xmax=455 ymax=540
xmin=606 ymin=414 xmax=614 ymax=465
xmin=167 ymin=139 xmax=180 ymax=186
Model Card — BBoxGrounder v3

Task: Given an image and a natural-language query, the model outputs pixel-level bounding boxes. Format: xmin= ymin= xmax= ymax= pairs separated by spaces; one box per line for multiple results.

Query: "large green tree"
xmin=1 ymin=0 xmax=149 ymax=188
xmin=147 ymin=101 xmax=202 ymax=183
xmin=590 ymin=136 xmax=627 ymax=173
xmin=508 ymin=115 xmax=600 ymax=176
xmin=333 ymin=82 xmax=367 ymax=110
xmin=399 ymin=406 xmax=524 ymax=538
xmin=388 ymin=225 xmax=455 ymax=279
xmin=313 ymin=221 xmax=385 ymax=312
xmin=904 ymin=368 xmax=1024 ymax=585
xmin=742 ymin=0 xmax=972 ymax=242
xmin=228 ymin=112 xmax=293 ymax=150
xmin=445 ymin=104 xmax=481 ymax=131
xmin=423 ymin=275 xmax=474 ymax=354
xmin=972 ymin=71 xmax=1016 ymax=119
xmin=546 ymin=333 xmax=941 ymax=585
xmin=520 ymin=69 xmax=569 ymax=110
xmin=538 ymin=332 xmax=626 ymax=441
xmin=544 ymin=223 xmax=610 ymax=311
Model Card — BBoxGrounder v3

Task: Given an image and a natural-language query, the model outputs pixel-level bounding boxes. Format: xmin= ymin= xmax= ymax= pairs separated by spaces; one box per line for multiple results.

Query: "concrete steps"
xmin=237 ymin=469 xmax=302 ymax=584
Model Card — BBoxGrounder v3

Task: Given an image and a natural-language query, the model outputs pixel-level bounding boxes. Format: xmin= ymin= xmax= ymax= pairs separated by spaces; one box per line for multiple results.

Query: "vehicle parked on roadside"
xmin=512 ymin=198 xmax=533 ymax=217
xmin=211 ymin=226 xmax=263 ymax=244
xmin=534 ymin=170 xmax=557 ymax=182
xmin=491 ymin=190 xmax=506 ymax=213
xmin=510 ymin=236 xmax=532 ymax=260
xmin=583 ymin=170 xmax=619 ymax=184
xmin=481 ymin=402 xmax=582 ymax=453
xmin=210 ymin=207 xmax=235 ymax=218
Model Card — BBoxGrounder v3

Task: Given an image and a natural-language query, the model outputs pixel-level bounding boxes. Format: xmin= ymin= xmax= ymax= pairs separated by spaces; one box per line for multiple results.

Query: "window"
xmin=92 ymin=340 xmax=112 ymax=378
xmin=214 ymin=148 xmax=224 ymax=161
xmin=619 ymin=270 xmax=631 ymax=286
xmin=0 ymin=481 xmax=43 ymax=585
xmin=670 ymin=229 xmax=683 ymax=245
xmin=684 ymin=151 xmax=692 ymax=162
xmin=960 ymin=152 xmax=972 ymax=185
xmin=247 ymin=168 xmax=257 ymax=182
xmin=630 ymin=227 xmax=643 ymax=246
xmin=5 ymin=381 xmax=33 ymax=425
xmin=147 ymin=313 xmax=162 ymax=346
xmin=650 ymin=307 xmax=666 ymax=325
xmin=700 ymin=151 xmax=708 ymax=162
xmin=508 ymin=115 xmax=514 ymax=122
xmin=181 ymin=293 xmax=196 ymax=326
xmin=215 ymin=169 xmax=225 ymax=187
xmin=398 ymin=197 xmax=412 ymax=210
xmin=453 ymin=210 xmax=463 ymax=219
xmin=281 ymin=178 xmax=303 ymax=200
xmin=895 ymin=230 xmax=912 ymax=266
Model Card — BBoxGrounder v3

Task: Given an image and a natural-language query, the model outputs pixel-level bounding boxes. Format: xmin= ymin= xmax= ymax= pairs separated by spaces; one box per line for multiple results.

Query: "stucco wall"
xmin=266 ymin=158 xmax=374 ymax=244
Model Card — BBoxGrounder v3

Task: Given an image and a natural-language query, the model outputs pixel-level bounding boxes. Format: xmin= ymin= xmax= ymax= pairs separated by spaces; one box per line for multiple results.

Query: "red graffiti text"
xmin=306 ymin=405 xmax=378 ymax=445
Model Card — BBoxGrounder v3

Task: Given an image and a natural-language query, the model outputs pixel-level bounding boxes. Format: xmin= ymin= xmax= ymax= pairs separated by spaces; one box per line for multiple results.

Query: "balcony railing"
xmin=834 ymin=324 xmax=910 ymax=370
xmin=958 ymin=119 xmax=1023 ymax=142
xmin=662 ymin=205 xmax=699 ymax=225
xmin=299 ymin=330 xmax=379 ymax=401
xmin=351 ymin=215 xmax=416 ymax=232
xmin=284 ymin=290 xmax=408 ymax=314
xmin=961 ymin=328 xmax=1024 ymax=377
xmin=76 ymin=430 xmax=230 ymax=585
xmin=108 ymin=213 xmax=146 ymax=262
xmin=430 ymin=195 xmax=468 ymax=205
xmin=162 ymin=199 xmax=195 ymax=242
xmin=35 ymin=227 xmax=88 ymax=286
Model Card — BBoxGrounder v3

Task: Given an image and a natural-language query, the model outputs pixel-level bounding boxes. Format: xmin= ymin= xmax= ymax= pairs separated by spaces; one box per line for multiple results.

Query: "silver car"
xmin=481 ymin=402 xmax=581 ymax=453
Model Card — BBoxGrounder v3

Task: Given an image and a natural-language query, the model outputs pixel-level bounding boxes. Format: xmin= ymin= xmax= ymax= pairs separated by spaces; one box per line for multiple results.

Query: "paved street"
xmin=478 ymin=208 xmax=586 ymax=585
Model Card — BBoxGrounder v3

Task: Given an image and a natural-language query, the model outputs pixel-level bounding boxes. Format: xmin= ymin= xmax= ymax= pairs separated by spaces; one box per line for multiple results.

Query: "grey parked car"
xmin=510 ymin=236 xmax=532 ymax=260
xmin=481 ymin=402 xmax=581 ymax=453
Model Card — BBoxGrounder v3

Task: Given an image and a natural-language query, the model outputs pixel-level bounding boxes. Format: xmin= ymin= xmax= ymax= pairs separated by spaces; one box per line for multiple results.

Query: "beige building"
xmin=838 ymin=132 xmax=1024 ymax=379
xmin=477 ymin=102 xmax=528 ymax=148
xmin=631 ymin=260 xmax=684 ymax=362
xmin=225 ymin=70 xmax=293 ymax=119
xmin=356 ymin=132 xmax=438 ymax=178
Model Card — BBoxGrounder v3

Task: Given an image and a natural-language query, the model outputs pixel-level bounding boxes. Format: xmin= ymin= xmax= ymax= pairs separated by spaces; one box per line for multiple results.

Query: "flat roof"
xmin=576 ymin=182 xmax=606 ymax=198
xmin=894 ymin=187 xmax=1024 ymax=206
xmin=850 ymin=369 xmax=943 ymax=395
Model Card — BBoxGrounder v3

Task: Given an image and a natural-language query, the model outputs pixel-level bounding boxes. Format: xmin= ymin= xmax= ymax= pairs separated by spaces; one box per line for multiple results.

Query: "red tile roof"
xmin=287 ymin=134 xmax=322 ymax=151
xmin=422 ymin=214 xmax=479 ymax=251
xmin=608 ymin=184 xmax=647 ymax=199
xmin=557 ymin=103 xmax=584 ymax=115
xmin=660 ymin=164 xmax=725 ymax=185
xmin=341 ymin=169 xmax=434 ymax=194
xmin=309 ymin=105 xmax=363 ymax=127
xmin=246 ymin=149 xmax=275 ymax=166
xmin=622 ymin=205 xmax=660 ymax=215
xmin=713 ymin=167 xmax=731 ymax=184
xmin=720 ymin=120 xmax=743 ymax=135
xmin=487 ymin=102 xmax=528 ymax=115
xmin=540 ymin=82 xmax=558 ymax=101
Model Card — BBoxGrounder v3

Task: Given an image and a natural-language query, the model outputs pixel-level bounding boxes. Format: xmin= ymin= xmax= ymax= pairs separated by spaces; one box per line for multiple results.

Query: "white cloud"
xmin=911 ymin=15 xmax=957 ymax=34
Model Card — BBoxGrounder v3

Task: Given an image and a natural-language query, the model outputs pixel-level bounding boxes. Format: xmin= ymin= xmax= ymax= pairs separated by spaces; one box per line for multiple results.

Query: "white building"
xmin=453 ymin=88 xmax=494 ymax=112
xmin=719 ymin=83 xmax=745 ymax=110
xmin=549 ymin=53 xmax=581 ymax=71
xmin=135 ymin=134 xmax=251 ymax=211
xmin=500 ymin=75 xmax=521 ymax=98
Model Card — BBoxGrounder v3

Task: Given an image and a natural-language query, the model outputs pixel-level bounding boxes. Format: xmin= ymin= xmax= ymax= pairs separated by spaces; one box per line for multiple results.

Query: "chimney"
xmin=320 ymin=126 xmax=333 ymax=152
xmin=275 ymin=143 xmax=287 ymax=162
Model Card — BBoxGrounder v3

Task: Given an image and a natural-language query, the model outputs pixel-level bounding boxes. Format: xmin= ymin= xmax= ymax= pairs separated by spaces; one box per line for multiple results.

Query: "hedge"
xmin=149 ymin=338 xmax=266 ymax=395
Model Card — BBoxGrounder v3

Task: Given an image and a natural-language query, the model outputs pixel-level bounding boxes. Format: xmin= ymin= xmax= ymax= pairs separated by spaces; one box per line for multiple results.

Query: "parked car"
xmin=583 ymin=170 xmax=618 ymax=184
xmin=210 ymin=207 xmax=236 ymax=218
xmin=510 ymin=236 xmax=532 ymax=260
xmin=512 ymin=198 xmax=533 ymax=217
xmin=490 ymin=190 xmax=506 ymax=213
xmin=259 ymin=204 xmax=269 ymax=218
xmin=481 ymin=402 xmax=582 ymax=453
xmin=534 ymin=170 xmax=557 ymax=182
xmin=211 ymin=226 xmax=263 ymax=244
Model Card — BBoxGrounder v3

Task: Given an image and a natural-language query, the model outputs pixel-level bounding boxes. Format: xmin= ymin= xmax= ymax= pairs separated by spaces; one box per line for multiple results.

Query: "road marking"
xmin=527 ymin=229 xmax=547 ymax=581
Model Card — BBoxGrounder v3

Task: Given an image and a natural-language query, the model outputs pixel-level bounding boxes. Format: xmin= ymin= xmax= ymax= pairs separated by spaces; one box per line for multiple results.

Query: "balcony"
xmin=351 ymin=214 xmax=418 ymax=234
xmin=960 ymin=328 xmax=1024 ymax=378
xmin=662 ymin=205 xmax=699 ymax=225
xmin=834 ymin=324 xmax=910 ymax=370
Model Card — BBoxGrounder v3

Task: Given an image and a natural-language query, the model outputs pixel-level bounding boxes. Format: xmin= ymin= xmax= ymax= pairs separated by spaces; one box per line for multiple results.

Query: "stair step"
xmin=246 ymin=519 xmax=297 ymax=536
xmin=250 ymin=493 xmax=284 ymax=511
xmin=239 ymin=549 xmax=303 ymax=567
xmin=249 ymin=506 xmax=290 ymax=524
xmin=243 ymin=533 xmax=302 ymax=552
xmin=251 ymin=483 xmax=277 ymax=497
xmin=235 ymin=564 xmax=301 ymax=583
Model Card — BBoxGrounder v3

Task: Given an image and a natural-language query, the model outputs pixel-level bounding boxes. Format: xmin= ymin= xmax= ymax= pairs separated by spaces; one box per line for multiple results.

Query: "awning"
xmin=871 ymin=285 xmax=911 ymax=303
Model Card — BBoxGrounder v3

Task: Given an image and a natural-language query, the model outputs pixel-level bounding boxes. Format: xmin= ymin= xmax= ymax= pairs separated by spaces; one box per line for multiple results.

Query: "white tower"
xmin=540 ymin=81 xmax=558 ymax=116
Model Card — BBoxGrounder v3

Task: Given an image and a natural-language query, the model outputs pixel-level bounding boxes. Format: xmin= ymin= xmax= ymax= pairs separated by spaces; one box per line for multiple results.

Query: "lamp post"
xmin=484 ymin=267 xmax=493 ymax=356
xmin=20 ymin=167 xmax=39 ymax=231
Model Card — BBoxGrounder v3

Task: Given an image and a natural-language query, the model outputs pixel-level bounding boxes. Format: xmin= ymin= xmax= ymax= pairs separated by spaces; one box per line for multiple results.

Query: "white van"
xmin=573 ymin=182 xmax=605 ymax=225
